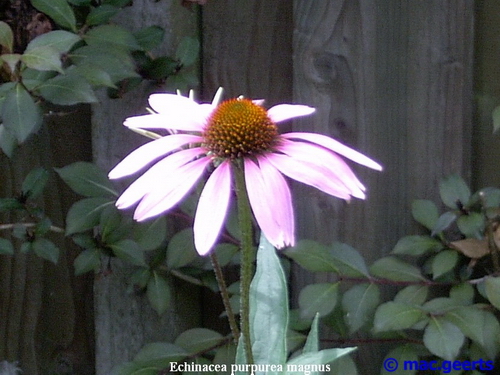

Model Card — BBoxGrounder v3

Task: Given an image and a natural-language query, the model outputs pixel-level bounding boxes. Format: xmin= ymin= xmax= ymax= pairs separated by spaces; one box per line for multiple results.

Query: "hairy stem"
xmin=233 ymin=160 xmax=255 ymax=364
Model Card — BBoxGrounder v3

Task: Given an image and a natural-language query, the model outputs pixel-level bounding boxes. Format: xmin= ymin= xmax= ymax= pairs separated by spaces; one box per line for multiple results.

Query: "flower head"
xmin=109 ymin=89 xmax=382 ymax=255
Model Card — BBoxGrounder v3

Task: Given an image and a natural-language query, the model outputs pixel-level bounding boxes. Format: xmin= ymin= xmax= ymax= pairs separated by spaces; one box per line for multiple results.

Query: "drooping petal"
xmin=133 ymin=156 xmax=211 ymax=221
xmin=257 ymin=156 xmax=294 ymax=246
xmin=108 ymin=134 xmax=203 ymax=179
xmin=115 ymin=147 xmax=205 ymax=209
xmin=276 ymin=139 xmax=366 ymax=198
xmin=244 ymin=159 xmax=293 ymax=249
xmin=193 ymin=160 xmax=232 ymax=255
xmin=264 ymin=153 xmax=354 ymax=200
xmin=267 ymin=104 xmax=315 ymax=123
xmin=282 ymin=132 xmax=383 ymax=171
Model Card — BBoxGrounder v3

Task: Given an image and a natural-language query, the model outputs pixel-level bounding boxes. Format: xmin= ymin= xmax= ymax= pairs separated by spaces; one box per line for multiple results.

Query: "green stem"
xmin=210 ymin=252 xmax=240 ymax=343
xmin=233 ymin=160 xmax=255 ymax=364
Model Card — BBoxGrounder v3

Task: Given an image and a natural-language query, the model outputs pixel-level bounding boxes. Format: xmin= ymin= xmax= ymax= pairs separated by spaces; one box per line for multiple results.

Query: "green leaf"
xmin=392 ymin=235 xmax=443 ymax=256
xmin=329 ymin=242 xmax=370 ymax=277
xmin=431 ymin=211 xmax=458 ymax=235
xmin=146 ymin=272 xmax=171 ymax=315
xmin=175 ymin=36 xmax=199 ymax=67
xmin=70 ymin=45 xmax=138 ymax=83
xmin=284 ymin=240 xmax=337 ymax=272
xmin=22 ymin=167 xmax=49 ymax=199
xmin=33 ymin=238 xmax=59 ymax=263
xmin=1 ymin=54 xmax=21 ymax=74
xmin=493 ymin=105 xmax=500 ymax=133
xmin=0 ymin=21 xmax=13 ymax=53
xmin=0 ymin=238 xmax=14 ymax=255
xmin=328 ymin=355 xmax=358 ymax=375
xmin=110 ymin=239 xmax=146 ymax=266
xmin=166 ymin=228 xmax=197 ymax=269
xmin=37 ymin=73 xmax=98 ymax=105
xmin=381 ymin=345 xmax=419 ymax=375
xmin=102 ymin=0 xmax=132 ymax=6
xmin=21 ymin=45 xmax=63 ymax=73
xmin=144 ymin=56 xmax=180 ymax=80
xmin=31 ymin=0 xmax=77 ymax=31
xmin=341 ymin=283 xmax=380 ymax=333
xmin=134 ymin=26 xmax=164 ymax=51
xmin=373 ymin=302 xmax=425 ymax=332
xmin=412 ymin=199 xmax=439 ymax=230
xmin=302 ymin=314 xmax=320 ymax=354
xmin=25 ymin=30 xmax=81 ymax=54
xmin=0 ymin=124 xmax=17 ymax=157
xmin=457 ymin=212 xmax=484 ymax=238
xmin=72 ymin=63 xmax=116 ymax=88
xmin=431 ymin=250 xmax=458 ymax=279
xmin=370 ymin=256 xmax=426 ymax=282
xmin=74 ymin=249 xmax=100 ymax=275
xmin=0 ymin=198 xmax=24 ymax=212
xmin=133 ymin=217 xmax=166 ymax=251
xmin=133 ymin=342 xmax=187 ymax=368
xmin=84 ymin=25 xmax=140 ymax=50
xmin=55 ymin=162 xmax=117 ymax=198
xmin=485 ymin=276 xmax=500 ymax=310
xmin=423 ymin=317 xmax=464 ymax=361
xmin=393 ymin=285 xmax=429 ymax=305
xmin=2 ymin=84 xmax=42 ymax=143
xmin=421 ymin=297 xmax=464 ymax=314
xmin=285 ymin=348 xmax=356 ymax=373
xmin=65 ymin=197 xmax=114 ymax=235
xmin=439 ymin=174 xmax=471 ymax=209
xmin=449 ymin=283 xmax=474 ymax=305
xmin=445 ymin=306 xmax=500 ymax=359
xmin=299 ymin=283 xmax=339 ymax=319
xmin=174 ymin=328 xmax=223 ymax=354
xmin=86 ymin=4 xmax=119 ymax=26
xmin=249 ymin=233 xmax=288 ymax=368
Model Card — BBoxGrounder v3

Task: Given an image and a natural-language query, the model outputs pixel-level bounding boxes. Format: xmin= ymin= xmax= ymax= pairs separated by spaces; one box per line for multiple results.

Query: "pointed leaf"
xmin=0 ymin=21 xmax=13 ymax=53
xmin=411 ymin=199 xmax=438 ymax=230
xmin=302 ymin=314 xmax=320 ymax=354
xmin=449 ymin=238 xmax=489 ymax=259
xmin=37 ymin=73 xmax=98 ymax=105
xmin=74 ymin=249 xmax=101 ymax=275
xmin=110 ymin=239 xmax=146 ymax=266
xmin=431 ymin=250 xmax=458 ymax=279
xmin=21 ymin=45 xmax=63 ymax=72
xmin=0 ymin=124 xmax=17 ymax=157
xmin=133 ymin=342 xmax=187 ymax=368
xmin=394 ymin=285 xmax=429 ymax=305
xmin=175 ymin=36 xmax=199 ymax=66
xmin=133 ymin=216 xmax=167 ymax=251
xmin=249 ymin=233 xmax=288 ymax=367
xmin=431 ymin=211 xmax=458 ymax=235
xmin=25 ymin=30 xmax=81 ymax=54
xmin=86 ymin=4 xmax=119 ymax=26
xmin=84 ymin=24 xmax=140 ymax=50
xmin=423 ymin=317 xmax=464 ymax=361
xmin=330 ymin=242 xmax=370 ymax=277
xmin=134 ymin=26 xmax=165 ymax=51
xmin=146 ymin=272 xmax=171 ymax=315
xmin=457 ymin=212 xmax=484 ymax=238
xmin=284 ymin=240 xmax=337 ymax=272
xmin=174 ymin=328 xmax=223 ymax=354
xmin=55 ymin=162 xmax=117 ymax=198
xmin=370 ymin=256 xmax=426 ymax=282
xmin=373 ymin=302 xmax=425 ymax=332
xmin=21 ymin=167 xmax=49 ymax=199
xmin=485 ymin=276 xmax=500 ymax=310
xmin=392 ymin=235 xmax=443 ymax=256
xmin=2 ymin=84 xmax=42 ymax=142
xmin=33 ymin=238 xmax=60 ymax=263
xmin=31 ymin=0 xmax=77 ymax=31
xmin=166 ymin=228 xmax=197 ymax=269
xmin=342 ymin=283 xmax=380 ymax=333
xmin=65 ymin=197 xmax=114 ymax=235
xmin=439 ymin=174 xmax=471 ymax=209
xmin=299 ymin=283 xmax=338 ymax=319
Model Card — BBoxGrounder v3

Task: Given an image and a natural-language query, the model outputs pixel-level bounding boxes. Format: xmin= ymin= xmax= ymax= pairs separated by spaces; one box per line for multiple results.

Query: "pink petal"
xmin=193 ymin=160 xmax=232 ymax=255
xmin=264 ymin=153 xmax=354 ymax=200
xmin=116 ymin=147 xmax=206 ymax=209
xmin=133 ymin=157 xmax=211 ymax=221
xmin=282 ymin=132 xmax=383 ymax=171
xmin=124 ymin=113 xmax=205 ymax=132
xmin=257 ymin=156 xmax=295 ymax=246
xmin=244 ymin=159 xmax=293 ymax=249
xmin=108 ymin=134 xmax=203 ymax=179
xmin=276 ymin=139 xmax=366 ymax=198
xmin=267 ymin=104 xmax=315 ymax=123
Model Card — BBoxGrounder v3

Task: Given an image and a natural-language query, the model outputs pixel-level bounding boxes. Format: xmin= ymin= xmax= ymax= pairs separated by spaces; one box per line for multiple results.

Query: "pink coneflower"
xmin=108 ymin=89 xmax=382 ymax=255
